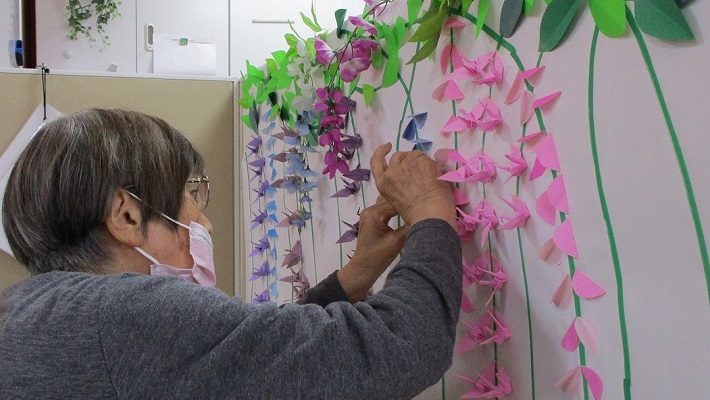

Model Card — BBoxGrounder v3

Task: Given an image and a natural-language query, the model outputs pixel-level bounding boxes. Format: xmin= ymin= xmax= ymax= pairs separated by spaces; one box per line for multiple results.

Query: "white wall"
xmin=0 ymin=0 xmax=20 ymax=68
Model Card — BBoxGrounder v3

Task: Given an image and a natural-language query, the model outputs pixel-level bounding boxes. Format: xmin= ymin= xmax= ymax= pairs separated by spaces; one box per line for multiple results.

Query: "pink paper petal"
xmin=537 ymin=134 xmax=561 ymax=171
xmin=536 ymin=191 xmax=557 ymax=226
xmin=553 ymin=219 xmax=579 ymax=258
xmin=533 ymin=90 xmax=562 ymax=113
xmin=575 ymin=317 xmax=598 ymax=356
xmin=517 ymin=130 xmax=545 ymax=145
xmin=432 ymin=80 xmax=464 ymax=102
xmin=440 ymin=44 xmax=458 ymax=74
xmin=439 ymin=170 xmax=466 ymax=183
xmin=442 ymin=115 xmax=470 ymax=133
xmin=547 ymin=174 xmax=569 ymax=213
xmin=521 ymin=65 xmax=545 ymax=85
xmin=520 ymin=91 xmax=535 ymax=125
xmin=443 ymin=15 xmax=467 ymax=29
xmin=552 ymin=274 xmax=573 ymax=309
xmin=539 ymin=238 xmax=563 ymax=266
xmin=461 ymin=293 xmax=475 ymax=313
xmin=561 ymin=318 xmax=580 ymax=352
xmin=572 ymin=270 xmax=607 ymax=299
xmin=580 ymin=366 xmax=604 ymax=400
xmin=556 ymin=367 xmax=583 ymax=395
xmin=529 ymin=157 xmax=546 ymax=181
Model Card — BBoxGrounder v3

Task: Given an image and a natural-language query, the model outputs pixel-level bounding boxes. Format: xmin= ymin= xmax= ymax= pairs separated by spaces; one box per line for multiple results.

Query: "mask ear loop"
xmin=134 ymin=246 xmax=161 ymax=265
xmin=123 ymin=189 xmax=191 ymax=230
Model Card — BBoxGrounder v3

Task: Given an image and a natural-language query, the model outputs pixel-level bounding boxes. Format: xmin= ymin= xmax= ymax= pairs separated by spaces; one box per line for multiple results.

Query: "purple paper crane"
xmin=331 ymin=179 xmax=361 ymax=198
xmin=281 ymin=241 xmax=303 ymax=269
xmin=250 ymin=210 xmax=269 ymax=230
xmin=249 ymin=261 xmax=275 ymax=281
xmin=345 ymin=164 xmax=371 ymax=182
xmin=336 ymin=220 xmax=360 ymax=244
xmin=280 ymin=269 xmax=310 ymax=301
xmin=248 ymin=236 xmax=270 ymax=257
xmin=251 ymin=289 xmax=271 ymax=305
xmin=246 ymin=136 xmax=262 ymax=154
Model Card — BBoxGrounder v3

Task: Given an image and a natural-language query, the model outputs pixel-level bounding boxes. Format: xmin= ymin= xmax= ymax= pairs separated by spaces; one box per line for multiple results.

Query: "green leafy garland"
xmin=66 ymin=0 xmax=122 ymax=46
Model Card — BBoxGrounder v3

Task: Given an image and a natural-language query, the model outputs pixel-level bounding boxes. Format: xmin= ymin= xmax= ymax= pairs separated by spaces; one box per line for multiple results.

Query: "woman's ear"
xmin=105 ymin=190 xmax=146 ymax=247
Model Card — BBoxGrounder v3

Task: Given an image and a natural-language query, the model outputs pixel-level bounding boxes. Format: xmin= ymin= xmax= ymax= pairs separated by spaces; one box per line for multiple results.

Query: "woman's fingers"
xmin=370 ymin=143 xmax=392 ymax=186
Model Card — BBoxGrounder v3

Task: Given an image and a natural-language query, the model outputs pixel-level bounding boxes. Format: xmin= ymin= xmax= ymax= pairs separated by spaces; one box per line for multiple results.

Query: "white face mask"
xmin=135 ymin=213 xmax=217 ymax=288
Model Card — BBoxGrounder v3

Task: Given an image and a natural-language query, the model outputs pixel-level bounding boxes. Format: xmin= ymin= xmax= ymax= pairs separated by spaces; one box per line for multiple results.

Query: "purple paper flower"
xmin=323 ymin=150 xmax=351 ymax=179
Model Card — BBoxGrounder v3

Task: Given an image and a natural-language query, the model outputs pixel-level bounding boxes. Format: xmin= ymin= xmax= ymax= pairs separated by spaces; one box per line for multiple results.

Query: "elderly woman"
xmin=0 ymin=109 xmax=462 ymax=399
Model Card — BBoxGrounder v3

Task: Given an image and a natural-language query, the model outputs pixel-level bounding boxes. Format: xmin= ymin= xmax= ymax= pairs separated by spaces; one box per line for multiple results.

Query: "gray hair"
xmin=2 ymin=109 xmax=204 ymax=274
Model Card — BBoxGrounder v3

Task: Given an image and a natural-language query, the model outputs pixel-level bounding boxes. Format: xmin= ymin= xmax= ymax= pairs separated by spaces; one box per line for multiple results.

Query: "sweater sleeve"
xmin=296 ymin=271 xmax=349 ymax=306
xmin=98 ymin=219 xmax=462 ymax=400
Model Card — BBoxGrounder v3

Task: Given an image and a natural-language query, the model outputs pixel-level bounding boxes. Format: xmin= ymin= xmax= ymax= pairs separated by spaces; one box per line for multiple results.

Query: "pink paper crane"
xmin=457 ymin=362 xmax=513 ymax=399
xmin=456 ymin=309 xmax=511 ymax=354
xmin=463 ymin=253 xmax=508 ymax=305
xmin=500 ymin=145 xmax=528 ymax=182
xmin=466 ymin=98 xmax=503 ymax=131
xmin=448 ymin=51 xmax=504 ymax=86
xmin=439 ymin=150 xmax=497 ymax=184
xmin=499 ymin=195 xmax=530 ymax=230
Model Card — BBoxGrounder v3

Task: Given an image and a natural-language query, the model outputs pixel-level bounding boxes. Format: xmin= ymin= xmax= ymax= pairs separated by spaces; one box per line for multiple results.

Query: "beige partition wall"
xmin=0 ymin=71 xmax=236 ymax=296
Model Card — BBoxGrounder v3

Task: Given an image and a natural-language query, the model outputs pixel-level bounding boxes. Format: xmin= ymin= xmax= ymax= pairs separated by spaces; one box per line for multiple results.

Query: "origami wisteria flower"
xmin=347 ymin=16 xmax=377 ymax=35
xmin=314 ymin=38 xmax=378 ymax=82
xmin=251 ymin=289 xmax=271 ymax=305
xmin=460 ymin=51 xmax=504 ymax=86
xmin=457 ymin=362 xmax=513 ymax=399
xmin=439 ymin=151 xmax=497 ymax=184
xmin=280 ymin=269 xmax=311 ymax=301
xmin=457 ymin=201 xmax=499 ymax=246
xmin=500 ymin=145 xmax=528 ymax=181
xmin=464 ymin=253 xmax=508 ymax=293
xmin=323 ymin=150 xmax=351 ymax=179
xmin=249 ymin=236 xmax=270 ymax=257
xmin=246 ymin=136 xmax=262 ymax=154
xmin=331 ymin=178 xmax=361 ymax=198
xmin=456 ymin=310 xmax=511 ymax=354
xmin=249 ymin=261 xmax=275 ymax=281
xmin=499 ymin=195 xmax=530 ymax=230
xmin=336 ymin=220 xmax=360 ymax=244
xmin=281 ymin=241 xmax=303 ymax=269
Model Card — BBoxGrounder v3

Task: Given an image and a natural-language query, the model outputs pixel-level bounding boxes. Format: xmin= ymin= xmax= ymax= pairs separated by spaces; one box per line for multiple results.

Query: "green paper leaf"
xmin=588 ymin=0 xmax=626 ymax=37
xmin=636 ymin=0 xmax=694 ymax=40
xmin=241 ymin=114 xmax=252 ymax=130
xmin=539 ymin=0 xmax=583 ymax=51
xmin=246 ymin=61 xmax=264 ymax=80
xmin=407 ymin=30 xmax=441 ymax=64
xmin=381 ymin=26 xmax=400 ymax=87
xmin=461 ymin=0 xmax=473 ymax=13
xmin=348 ymin=75 xmax=361 ymax=95
xmin=310 ymin=2 xmax=320 ymax=28
xmin=306 ymin=38 xmax=316 ymax=58
xmin=476 ymin=0 xmax=491 ymax=37
xmin=371 ymin=47 xmax=383 ymax=69
xmin=300 ymin=11 xmax=322 ymax=32
xmin=335 ymin=9 xmax=347 ymax=38
xmin=248 ymin=101 xmax=259 ymax=131
xmin=408 ymin=7 xmax=446 ymax=42
xmin=524 ymin=0 xmax=535 ymax=15
xmin=363 ymin=84 xmax=375 ymax=106
xmin=279 ymin=102 xmax=290 ymax=122
xmin=407 ymin=0 xmax=424 ymax=23
xmin=393 ymin=17 xmax=407 ymax=47
xmin=284 ymin=33 xmax=298 ymax=48
xmin=501 ymin=0 xmax=524 ymax=38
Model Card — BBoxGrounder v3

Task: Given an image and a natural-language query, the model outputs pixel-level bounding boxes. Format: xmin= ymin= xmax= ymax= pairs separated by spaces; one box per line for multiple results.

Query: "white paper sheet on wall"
xmin=0 ymin=104 xmax=62 ymax=256
xmin=153 ymin=34 xmax=217 ymax=76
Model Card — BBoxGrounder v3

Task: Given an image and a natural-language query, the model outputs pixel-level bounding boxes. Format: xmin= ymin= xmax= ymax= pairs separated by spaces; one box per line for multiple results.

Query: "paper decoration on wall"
xmin=239 ymin=0 xmax=708 ymax=399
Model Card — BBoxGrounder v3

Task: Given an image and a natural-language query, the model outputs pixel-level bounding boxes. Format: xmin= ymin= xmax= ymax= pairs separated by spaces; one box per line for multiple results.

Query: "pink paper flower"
xmin=314 ymin=38 xmax=335 ymax=65
xmin=348 ymin=16 xmax=377 ymax=35
xmin=322 ymin=150 xmax=350 ymax=178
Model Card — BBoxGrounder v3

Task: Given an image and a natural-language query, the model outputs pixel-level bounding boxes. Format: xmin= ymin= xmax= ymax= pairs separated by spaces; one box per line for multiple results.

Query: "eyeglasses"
xmin=187 ymin=176 xmax=210 ymax=210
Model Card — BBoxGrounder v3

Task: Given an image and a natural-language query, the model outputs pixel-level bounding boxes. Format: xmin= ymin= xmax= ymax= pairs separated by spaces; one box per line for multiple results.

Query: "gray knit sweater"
xmin=0 ymin=219 xmax=462 ymax=399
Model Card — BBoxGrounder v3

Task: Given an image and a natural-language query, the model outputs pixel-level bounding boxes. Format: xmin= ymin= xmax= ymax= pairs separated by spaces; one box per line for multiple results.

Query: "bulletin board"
xmin=0 ymin=71 xmax=237 ymax=296
xmin=239 ymin=0 xmax=710 ymax=399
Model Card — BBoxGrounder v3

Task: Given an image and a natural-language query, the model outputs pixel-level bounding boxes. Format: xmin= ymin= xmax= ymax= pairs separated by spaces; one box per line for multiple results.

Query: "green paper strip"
xmin=628 ymin=7 xmax=710 ymax=303
xmin=589 ymin=0 xmax=626 ymax=37
xmin=635 ymin=0 xmax=694 ymax=41
xmin=363 ymin=84 xmax=375 ymax=106
xmin=588 ymin=27 xmax=633 ymax=400
xmin=539 ymin=0 xmax=583 ymax=52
